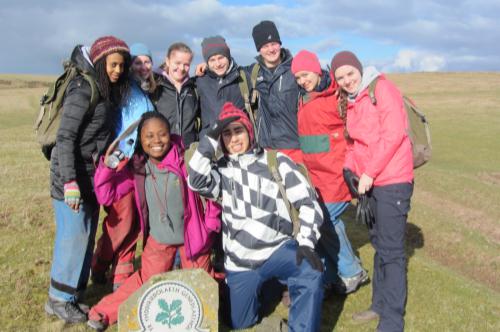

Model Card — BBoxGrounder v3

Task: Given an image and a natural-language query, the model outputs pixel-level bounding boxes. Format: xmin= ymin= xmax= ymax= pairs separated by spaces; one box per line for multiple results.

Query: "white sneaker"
xmin=341 ymin=269 xmax=369 ymax=294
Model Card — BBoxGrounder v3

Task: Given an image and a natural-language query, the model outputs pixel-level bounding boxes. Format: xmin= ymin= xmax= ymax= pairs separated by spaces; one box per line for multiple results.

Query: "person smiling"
xmin=292 ymin=50 xmax=368 ymax=295
xmin=45 ymin=36 xmax=130 ymax=324
xmin=151 ymin=42 xmax=199 ymax=147
xmin=90 ymin=43 xmax=156 ymax=291
xmin=87 ymin=112 xmax=216 ymax=330
xmin=331 ymin=50 xmax=414 ymax=332
xmin=188 ymin=102 xmax=324 ymax=331
xmin=248 ymin=20 xmax=302 ymax=163
xmin=196 ymin=35 xmax=249 ymax=138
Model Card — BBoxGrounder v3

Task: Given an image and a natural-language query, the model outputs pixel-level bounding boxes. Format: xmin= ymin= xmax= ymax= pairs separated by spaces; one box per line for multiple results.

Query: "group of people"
xmin=45 ymin=19 xmax=414 ymax=332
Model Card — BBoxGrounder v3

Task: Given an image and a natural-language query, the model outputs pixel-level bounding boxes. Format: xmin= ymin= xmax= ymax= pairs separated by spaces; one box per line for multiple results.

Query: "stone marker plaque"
xmin=118 ymin=269 xmax=218 ymax=332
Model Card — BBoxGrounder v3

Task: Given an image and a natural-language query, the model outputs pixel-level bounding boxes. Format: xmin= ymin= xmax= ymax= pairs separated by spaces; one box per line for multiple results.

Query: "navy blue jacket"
xmin=196 ymin=59 xmax=247 ymax=138
xmin=245 ymin=48 xmax=300 ymax=150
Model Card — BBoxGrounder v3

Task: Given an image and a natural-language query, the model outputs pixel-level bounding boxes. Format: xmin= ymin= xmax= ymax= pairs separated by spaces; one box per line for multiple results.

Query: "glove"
xmin=206 ymin=116 xmax=241 ymax=140
xmin=356 ymin=194 xmax=375 ymax=229
xmin=64 ymin=180 xmax=81 ymax=211
xmin=296 ymin=245 xmax=324 ymax=272
xmin=343 ymin=168 xmax=359 ymax=198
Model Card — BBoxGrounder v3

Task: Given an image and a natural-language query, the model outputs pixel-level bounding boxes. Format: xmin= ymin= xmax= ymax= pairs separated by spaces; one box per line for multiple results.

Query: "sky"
xmin=2 ymin=0 xmax=500 ymax=75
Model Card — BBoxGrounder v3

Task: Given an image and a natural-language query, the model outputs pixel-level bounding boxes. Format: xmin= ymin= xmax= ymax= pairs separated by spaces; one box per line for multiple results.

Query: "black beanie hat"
xmin=201 ymin=35 xmax=231 ymax=62
xmin=252 ymin=20 xmax=281 ymax=51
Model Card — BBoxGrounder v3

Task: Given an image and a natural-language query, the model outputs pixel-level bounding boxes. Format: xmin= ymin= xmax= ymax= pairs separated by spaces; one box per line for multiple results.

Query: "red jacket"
xmin=345 ymin=75 xmax=413 ymax=186
xmin=297 ymin=80 xmax=351 ymax=203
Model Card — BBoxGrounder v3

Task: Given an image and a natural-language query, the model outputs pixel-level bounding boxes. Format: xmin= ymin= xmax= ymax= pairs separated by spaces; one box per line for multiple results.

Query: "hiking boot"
xmin=255 ymin=316 xmax=288 ymax=332
xmin=44 ymin=298 xmax=87 ymax=323
xmin=341 ymin=269 xmax=369 ymax=294
xmin=352 ymin=309 xmax=379 ymax=324
xmin=87 ymin=312 xmax=109 ymax=331
xmin=87 ymin=318 xmax=108 ymax=331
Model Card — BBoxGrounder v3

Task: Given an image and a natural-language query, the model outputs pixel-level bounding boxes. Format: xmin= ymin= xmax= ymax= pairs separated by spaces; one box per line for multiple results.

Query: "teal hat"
xmin=130 ymin=43 xmax=152 ymax=60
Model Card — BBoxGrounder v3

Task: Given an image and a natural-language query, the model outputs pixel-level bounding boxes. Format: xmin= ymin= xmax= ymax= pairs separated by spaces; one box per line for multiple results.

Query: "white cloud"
xmin=387 ymin=49 xmax=446 ymax=72
xmin=1 ymin=0 xmax=499 ymax=73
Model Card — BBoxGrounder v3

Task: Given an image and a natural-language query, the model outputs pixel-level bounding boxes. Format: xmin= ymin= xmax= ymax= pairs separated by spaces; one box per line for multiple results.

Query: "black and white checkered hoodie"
xmin=188 ymin=136 xmax=323 ymax=272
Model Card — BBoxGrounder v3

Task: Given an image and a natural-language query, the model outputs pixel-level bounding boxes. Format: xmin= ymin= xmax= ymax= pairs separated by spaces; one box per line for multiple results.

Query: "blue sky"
xmin=2 ymin=0 xmax=499 ymax=74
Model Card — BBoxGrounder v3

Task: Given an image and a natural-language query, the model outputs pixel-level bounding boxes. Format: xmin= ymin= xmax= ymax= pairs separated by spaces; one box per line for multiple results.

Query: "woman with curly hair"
xmin=45 ymin=36 xmax=130 ymax=324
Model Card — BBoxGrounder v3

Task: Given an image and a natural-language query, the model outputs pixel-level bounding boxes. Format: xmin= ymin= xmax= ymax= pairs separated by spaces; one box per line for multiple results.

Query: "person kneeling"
xmin=87 ymin=112 xmax=218 ymax=330
xmin=188 ymin=102 xmax=324 ymax=331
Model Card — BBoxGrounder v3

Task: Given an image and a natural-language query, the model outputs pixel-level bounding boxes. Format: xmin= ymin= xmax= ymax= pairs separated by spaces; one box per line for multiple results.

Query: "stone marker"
xmin=118 ymin=269 xmax=218 ymax=332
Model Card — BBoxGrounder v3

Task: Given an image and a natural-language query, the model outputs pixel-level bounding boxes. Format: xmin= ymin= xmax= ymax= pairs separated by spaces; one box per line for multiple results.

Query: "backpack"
xmin=238 ymin=64 xmax=260 ymax=136
xmin=266 ymin=149 xmax=315 ymax=237
xmin=34 ymin=60 xmax=99 ymax=160
xmin=368 ymin=78 xmax=432 ymax=168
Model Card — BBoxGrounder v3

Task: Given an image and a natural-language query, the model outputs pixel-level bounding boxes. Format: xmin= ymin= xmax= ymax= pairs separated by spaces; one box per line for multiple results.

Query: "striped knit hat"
xmin=201 ymin=35 xmax=230 ymax=62
xmin=90 ymin=36 xmax=129 ymax=64
xmin=219 ymin=102 xmax=254 ymax=144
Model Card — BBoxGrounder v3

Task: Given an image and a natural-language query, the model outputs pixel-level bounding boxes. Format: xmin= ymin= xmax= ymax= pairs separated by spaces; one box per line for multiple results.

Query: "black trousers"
xmin=369 ymin=182 xmax=413 ymax=332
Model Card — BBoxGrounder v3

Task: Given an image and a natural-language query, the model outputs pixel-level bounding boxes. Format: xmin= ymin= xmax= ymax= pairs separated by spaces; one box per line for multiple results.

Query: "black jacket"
xmin=245 ymin=48 xmax=300 ymax=150
xmin=196 ymin=59 xmax=247 ymax=138
xmin=151 ymin=73 xmax=199 ymax=147
xmin=50 ymin=45 xmax=116 ymax=202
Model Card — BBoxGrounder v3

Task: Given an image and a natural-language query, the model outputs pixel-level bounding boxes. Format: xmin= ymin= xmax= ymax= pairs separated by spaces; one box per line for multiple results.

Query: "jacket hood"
xmin=349 ymin=66 xmax=381 ymax=101
xmin=70 ymin=45 xmax=95 ymax=76
xmin=299 ymin=70 xmax=337 ymax=104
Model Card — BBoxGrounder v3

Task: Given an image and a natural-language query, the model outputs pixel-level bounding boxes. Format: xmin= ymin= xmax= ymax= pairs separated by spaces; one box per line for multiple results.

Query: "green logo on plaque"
xmin=155 ymin=299 xmax=185 ymax=328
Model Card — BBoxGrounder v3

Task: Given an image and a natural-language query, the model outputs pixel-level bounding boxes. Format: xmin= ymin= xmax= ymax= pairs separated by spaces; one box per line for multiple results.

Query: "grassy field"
xmin=0 ymin=72 xmax=499 ymax=331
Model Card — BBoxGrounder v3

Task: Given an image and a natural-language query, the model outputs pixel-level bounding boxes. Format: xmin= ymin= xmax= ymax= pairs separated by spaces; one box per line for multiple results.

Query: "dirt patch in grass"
xmin=478 ymin=171 xmax=500 ymax=186
xmin=417 ymin=189 xmax=500 ymax=244
xmin=414 ymin=189 xmax=500 ymax=291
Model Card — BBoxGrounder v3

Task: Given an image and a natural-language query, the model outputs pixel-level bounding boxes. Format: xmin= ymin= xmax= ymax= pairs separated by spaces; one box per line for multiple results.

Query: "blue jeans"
xmin=49 ymin=199 xmax=99 ymax=302
xmin=225 ymin=240 xmax=323 ymax=332
xmin=317 ymin=202 xmax=363 ymax=283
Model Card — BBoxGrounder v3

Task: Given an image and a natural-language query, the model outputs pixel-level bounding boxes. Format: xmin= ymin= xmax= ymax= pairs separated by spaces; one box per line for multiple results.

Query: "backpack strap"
xmin=239 ymin=66 xmax=260 ymax=138
xmin=368 ymin=77 xmax=379 ymax=105
xmin=266 ymin=150 xmax=300 ymax=237
xmin=238 ymin=69 xmax=253 ymax=119
xmin=250 ymin=63 xmax=260 ymax=103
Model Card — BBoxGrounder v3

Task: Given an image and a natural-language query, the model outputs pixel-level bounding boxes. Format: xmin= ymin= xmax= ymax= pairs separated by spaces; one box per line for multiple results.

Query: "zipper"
xmin=279 ymin=75 xmax=283 ymax=91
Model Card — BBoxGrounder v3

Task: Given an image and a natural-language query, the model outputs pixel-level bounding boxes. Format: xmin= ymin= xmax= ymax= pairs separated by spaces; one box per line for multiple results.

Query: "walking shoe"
xmin=44 ymin=297 xmax=87 ymax=323
xmin=352 ymin=309 xmax=379 ymax=324
xmin=341 ymin=269 xmax=369 ymax=294
xmin=255 ymin=316 xmax=288 ymax=332
xmin=87 ymin=317 xmax=108 ymax=331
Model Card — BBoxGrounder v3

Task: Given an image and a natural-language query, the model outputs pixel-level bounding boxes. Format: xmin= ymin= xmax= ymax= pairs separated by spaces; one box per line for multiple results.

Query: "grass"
xmin=0 ymin=73 xmax=499 ymax=331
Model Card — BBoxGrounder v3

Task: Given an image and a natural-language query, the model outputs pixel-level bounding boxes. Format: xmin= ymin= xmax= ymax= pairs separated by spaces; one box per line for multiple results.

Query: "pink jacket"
xmin=94 ymin=135 xmax=221 ymax=259
xmin=345 ymin=75 xmax=414 ymax=186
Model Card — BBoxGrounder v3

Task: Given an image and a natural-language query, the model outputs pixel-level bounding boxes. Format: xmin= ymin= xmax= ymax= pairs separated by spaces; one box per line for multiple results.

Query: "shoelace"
xmin=65 ymin=302 xmax=84 ymax=315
